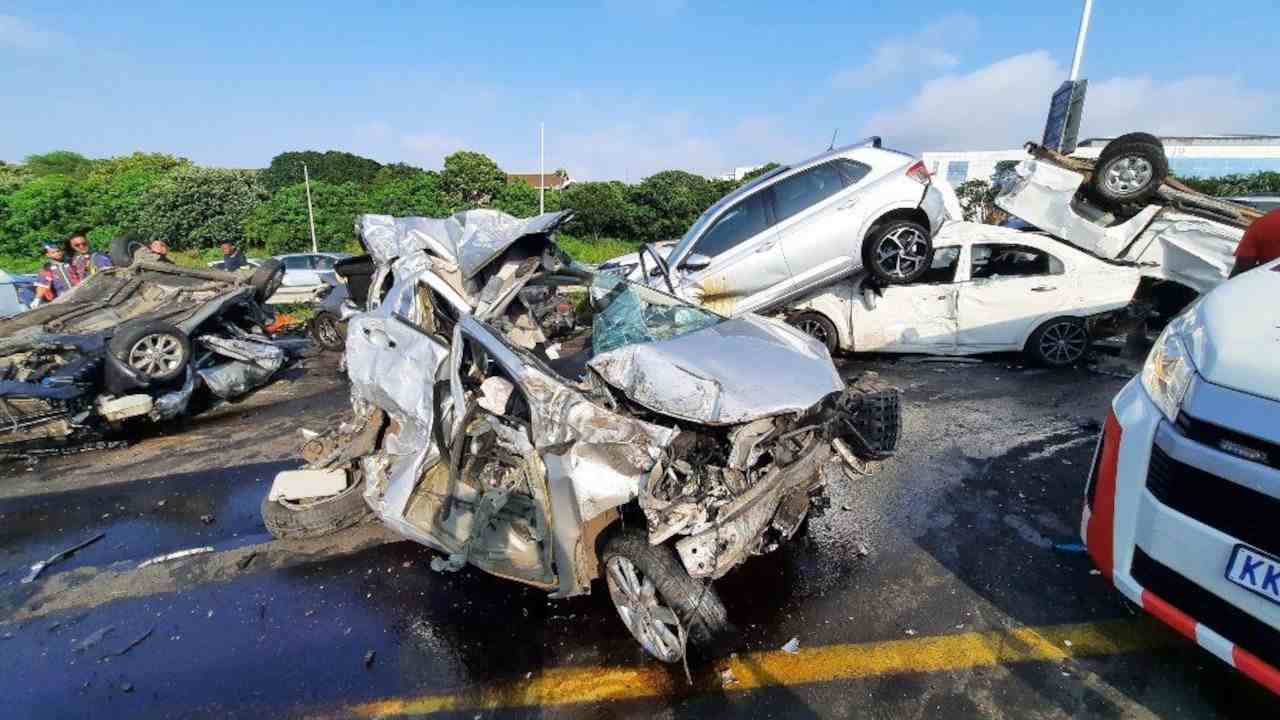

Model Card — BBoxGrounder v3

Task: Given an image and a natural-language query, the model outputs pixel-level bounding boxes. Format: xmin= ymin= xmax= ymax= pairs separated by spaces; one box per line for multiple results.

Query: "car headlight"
xmin=1140 ymin=323 xmax=1196 ymax=422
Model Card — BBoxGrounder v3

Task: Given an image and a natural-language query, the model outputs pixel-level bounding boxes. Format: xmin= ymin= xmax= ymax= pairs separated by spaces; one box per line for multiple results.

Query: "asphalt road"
xmin=0 ymin=349 xmax=1273 ymax=719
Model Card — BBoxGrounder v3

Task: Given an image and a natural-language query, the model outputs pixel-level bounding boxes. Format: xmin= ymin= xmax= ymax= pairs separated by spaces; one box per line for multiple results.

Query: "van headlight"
xmin=1140 ymin=323 xmax=1196 ymax=422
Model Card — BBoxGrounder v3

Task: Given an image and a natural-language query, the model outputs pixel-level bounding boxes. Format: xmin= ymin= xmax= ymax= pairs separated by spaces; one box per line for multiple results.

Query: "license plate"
xmin=1224 ymin=544 xmax=1280 ymax=606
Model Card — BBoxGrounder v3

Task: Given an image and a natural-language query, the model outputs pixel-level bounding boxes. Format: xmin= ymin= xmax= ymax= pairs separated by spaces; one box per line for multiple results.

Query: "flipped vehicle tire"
xmin=249 ymin=259 xmax=285 ymax=303
xmin=1025 ymin=316 xmax=1090 ymax=368
xmin=863 ymin=220 xmax=932 ymax=285
xmin=1091 ymin=133 xmax=1168 ymax=207
xmin=261 ymin=475 xmax=370 ymax=540
xmin=309 ymin=311 xmax=346 ymax=351
xmin=109 ymin=235 xmax=146 ymax=267
xmin=601 ymin=529 xmax=729 ymax=663
xmin=108 ymin=320 xmax=192 ymax=385
xmin=791 ymin=312 xmax=838 ymax=354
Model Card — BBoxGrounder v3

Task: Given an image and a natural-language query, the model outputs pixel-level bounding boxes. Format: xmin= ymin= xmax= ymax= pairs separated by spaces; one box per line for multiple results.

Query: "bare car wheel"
xmin=864 ymin=220 xmax=932 ymax=285
xmin=261 ymin=475 xmax=370 ymax=540
xmin=601 ymin=529 xmax=728 ymax=663
xmin=1091 ymin=133 xmax=1168 ymax=207
xmin=309 ymin=311 xmax=346 ymax=351
xmin=108 ymin=320 xmax=192 ymax=384
xmin=791 ymin=312 xmax=838 ymax=354
xmin=1026 ymin=317 xmax=1090 ymax=368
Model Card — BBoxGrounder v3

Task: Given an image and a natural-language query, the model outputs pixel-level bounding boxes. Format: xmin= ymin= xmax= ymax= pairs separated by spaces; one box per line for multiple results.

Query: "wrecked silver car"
xmin=0 ymin=248 xmax=291 ymax=455
xmin=264 ymin=210 xmax=901 ymax=663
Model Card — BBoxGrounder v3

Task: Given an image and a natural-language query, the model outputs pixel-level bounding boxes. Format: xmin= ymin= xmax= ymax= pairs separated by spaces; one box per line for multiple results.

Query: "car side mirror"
xmin=681 ymin=253 xmax=712 ymax=272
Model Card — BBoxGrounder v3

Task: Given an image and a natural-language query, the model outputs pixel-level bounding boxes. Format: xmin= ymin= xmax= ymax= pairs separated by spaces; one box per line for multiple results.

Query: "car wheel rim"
xmin=875 ymin=227 xmax=928 ymax=280
xmin=605 ymin=556 xmax=684 ymax=662
xmin=797 ymin=318 xmax=830 ymax=347
xmin=1104 ymin=156 xmax=1153 ymax=196
xmin=1039 ymin=322 xmax=1087 ymax=364
xmin=128 ymin=334 xmax=184 ymax=378
xmin=317 ymin=316 xmax=340 ymax=346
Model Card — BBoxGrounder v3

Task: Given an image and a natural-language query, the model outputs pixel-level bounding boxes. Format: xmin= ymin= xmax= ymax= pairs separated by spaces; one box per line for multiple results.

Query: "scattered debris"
xmin=155 ymin=500 xmax=167 ymax=508
xmin=363 ymin=650 xmax=376 ymax=668
xmin=237 ymin=552 xmax=258 ymax=570
xmin=1053 ymin=542 xmax=1086 ymax=554
xmin=21 ymin=532 xmax=106 ymax=584
xmin=120 ymin=681 xmax=134 ymax=693
xmin=904 ymin=629 xmax=917 ymax=636
xmin=200 ymin=514 xmax=215 ymax=525
xmin=72 ymin=625 xmax=116 ymax=653
xmin=720 ymin=667 xmax=738 ymax=687
xmin=910 ymin=357 xmax=984 ymax=365
xmin=137 ymin=546 xmax=214 ymax=569
xmin=99 ymin=627 xmax=154 ymax=661
xmin=781 ymin=637 xmax=800 ymax=654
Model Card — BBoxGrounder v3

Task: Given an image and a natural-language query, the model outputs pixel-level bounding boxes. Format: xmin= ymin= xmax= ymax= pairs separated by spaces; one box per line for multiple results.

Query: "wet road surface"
xmin=0 ymin=350 xmax=1274 ymax=718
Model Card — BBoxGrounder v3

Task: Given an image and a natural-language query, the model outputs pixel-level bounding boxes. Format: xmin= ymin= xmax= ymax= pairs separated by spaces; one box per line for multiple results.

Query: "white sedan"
xmin=784 ymin=222 xmax=1142 ymax=366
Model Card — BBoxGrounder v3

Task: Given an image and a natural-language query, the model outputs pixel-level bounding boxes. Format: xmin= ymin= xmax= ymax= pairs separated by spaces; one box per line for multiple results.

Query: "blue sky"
xmin=4 ymin=1 xmax=1279 ymax=179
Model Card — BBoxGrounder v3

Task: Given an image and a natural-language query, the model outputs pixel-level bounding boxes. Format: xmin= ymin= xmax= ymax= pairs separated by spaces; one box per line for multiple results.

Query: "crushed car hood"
xmin=587 ymin=315 xmax=844 ymax=425
xmin=358 ymin=210 xmax=574 ymax=278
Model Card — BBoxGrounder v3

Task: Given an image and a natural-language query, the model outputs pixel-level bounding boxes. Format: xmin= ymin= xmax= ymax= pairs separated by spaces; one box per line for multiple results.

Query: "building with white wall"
xmin=923 ymin=135 xmax=1280 ymax=185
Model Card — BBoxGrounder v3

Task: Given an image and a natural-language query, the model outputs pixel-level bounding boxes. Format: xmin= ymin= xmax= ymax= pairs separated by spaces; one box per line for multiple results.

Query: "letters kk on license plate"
xmin=1225 ymin=544 xmax=1280 ymax=606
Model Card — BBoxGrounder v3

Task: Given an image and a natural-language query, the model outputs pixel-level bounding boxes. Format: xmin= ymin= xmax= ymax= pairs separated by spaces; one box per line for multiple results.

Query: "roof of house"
xmin=507 ymin=173 xmax=570 ymax=190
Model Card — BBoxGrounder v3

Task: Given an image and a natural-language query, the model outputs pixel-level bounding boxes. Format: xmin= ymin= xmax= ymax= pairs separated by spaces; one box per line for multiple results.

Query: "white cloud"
xmin=400 ymin=131 xmax=470 ymax=168
xmin=861 ymin=50 xmax=1279 ymax=152
xmin=833 ymin=14 xmax=978 ymax=89
xmin=0 ymin=14 xmax=64 ymax=51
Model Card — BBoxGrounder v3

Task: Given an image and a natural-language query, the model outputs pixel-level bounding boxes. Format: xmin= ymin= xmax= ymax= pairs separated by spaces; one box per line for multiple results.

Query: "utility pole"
xmin=539 ymin=122 xmax=545 ymax=215
xmin=302 ymin=162 xmax=318 ymax=254
xmin=1068 ymin=0 xmax=1094 ymax=81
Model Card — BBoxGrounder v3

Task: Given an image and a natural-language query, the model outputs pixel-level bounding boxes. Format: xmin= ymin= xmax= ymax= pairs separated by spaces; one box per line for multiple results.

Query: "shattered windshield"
xmin=590 ymin=273 xmax=725 ymax=355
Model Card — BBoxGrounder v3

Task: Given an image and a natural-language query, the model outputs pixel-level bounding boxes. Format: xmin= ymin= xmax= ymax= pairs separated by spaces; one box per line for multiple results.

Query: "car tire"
xmin=1091 ymin=134 xmax=1168 ymax=207
xmin=108 ymin=320 xmax=192 ymax=385
xmin=1025 ymin=316 xmax=1090 ymax=368
xmin=109 ymin=235 xmax=146 ymax=267
xmin=863 ymin=220 xmax=933 ymax=285
xmin=261 ymin=474 xmax=370 ymax=540
xmin=601 ymin=529 xmax=729 ymax=663
xmin=309 ymin=311 xmax=347 ymax=351
xmin=791 ymin=312 xmax=839 ymax=354
xmin=249 ymin=259 xmax=285 ymax=304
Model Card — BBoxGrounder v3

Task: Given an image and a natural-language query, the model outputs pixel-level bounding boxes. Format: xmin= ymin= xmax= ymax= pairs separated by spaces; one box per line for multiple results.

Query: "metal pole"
xmin=1068 ymin=0 xmax=1094 ymax=81
xmin=302 ymin=162 xmax=318 ymax=253
xmin=539 ymin=122 xmax=545 ymax=214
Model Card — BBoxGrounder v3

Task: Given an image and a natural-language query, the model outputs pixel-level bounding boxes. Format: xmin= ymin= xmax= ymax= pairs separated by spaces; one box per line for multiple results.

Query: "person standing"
xmin=220 ymin=241 xmax=247 ymax=271
xmin=67 ymin=231 xmax=112 ymax=282
xmin=1231 ymin=208 xmax=1280 ymax=277
xmin=34 ymin=242 xmax=81 ymax=303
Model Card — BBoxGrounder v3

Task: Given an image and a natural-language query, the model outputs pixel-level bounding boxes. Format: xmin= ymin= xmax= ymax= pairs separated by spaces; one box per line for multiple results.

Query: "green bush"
xmin=555 ymin=234 xmax=640 ymax=265
xmin=0 ymin=175 xmax=93 ymax=259
xmin=243 ymin=180 xmax=365 ymax=254
xmin=24 ymin=150 xmax=95 ymax=178
xmin=259 ymin=151 xmax=383 ymax=193
xmin=363 ymin=172 xmax=451 ymax=217
xmin=134 ymin=167 xmax=266 ymax=250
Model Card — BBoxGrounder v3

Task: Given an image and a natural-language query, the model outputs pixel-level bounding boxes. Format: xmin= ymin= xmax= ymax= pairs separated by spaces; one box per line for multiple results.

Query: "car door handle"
xmin=361 ymin=327 xmax=396 ymax=349
xmin=755 ymin=241 xmax=776 ymax=253
xmin=1030 ymin=285 xmax=1056 ymax=292
xmin=837 ymin=198 xmax=859 ymax=210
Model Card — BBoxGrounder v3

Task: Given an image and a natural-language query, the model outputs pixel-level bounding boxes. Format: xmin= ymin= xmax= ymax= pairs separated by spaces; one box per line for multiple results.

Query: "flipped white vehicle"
xmin=997 ymin=134 xmax=1257 ymax=320
xmin=600 ymin=138 xmax=950 ymax=316
xmin=784 ymin=222 xmax=1142 ymax=366
xmin=1082 ymin=259 xmax=1280 ymax=693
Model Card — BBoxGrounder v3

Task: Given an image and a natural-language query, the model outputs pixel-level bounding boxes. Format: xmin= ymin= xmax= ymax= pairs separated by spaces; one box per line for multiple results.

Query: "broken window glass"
xmin=590 ymin=274 xmax=724 ymax=356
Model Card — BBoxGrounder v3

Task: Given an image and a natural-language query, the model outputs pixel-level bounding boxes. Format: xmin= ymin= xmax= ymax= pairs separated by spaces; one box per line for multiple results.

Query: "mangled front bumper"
xmin=648 ymin=384 xmax=901 ymax=579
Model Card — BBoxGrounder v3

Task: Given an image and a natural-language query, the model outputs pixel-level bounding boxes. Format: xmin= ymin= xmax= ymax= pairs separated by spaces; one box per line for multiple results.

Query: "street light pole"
xmin=1068 ymin=0 xmax=1094 ymax=82
xmin=302 ymin=162 xmax=318 ymax=254
xmin=539 ymin=122 xmax=545 ymax=215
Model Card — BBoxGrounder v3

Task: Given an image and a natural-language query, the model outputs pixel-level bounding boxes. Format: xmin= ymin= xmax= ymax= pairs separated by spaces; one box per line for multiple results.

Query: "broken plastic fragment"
xmin=781 ymin=637 xmax=800 ymax=654
xmin=430 ymin=554 xmax=467 ymax=573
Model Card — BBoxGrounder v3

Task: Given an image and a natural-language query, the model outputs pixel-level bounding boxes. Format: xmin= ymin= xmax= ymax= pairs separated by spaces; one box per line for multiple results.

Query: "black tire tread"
xmin=602 ymin=529 xmax=730 ymax=649
xmin=1091 ymin=135 xmax=1168 ymax=207
xmin=107 ymin=320 xmax=192 ymax=385
xmin=249 ymin=259 xmax=285 ymax=303
xmin=261 ymin=477 xmax=371 ymax=540
xmin=1025 ymin=316 xmax=1090 ymax=368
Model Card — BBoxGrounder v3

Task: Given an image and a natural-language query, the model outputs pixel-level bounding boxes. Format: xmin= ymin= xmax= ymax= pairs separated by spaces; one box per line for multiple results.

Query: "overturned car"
xmin=0 ymin=247 xmax=291 ymax=455
xmin=264 ymin=210 xmax=901 ymax=662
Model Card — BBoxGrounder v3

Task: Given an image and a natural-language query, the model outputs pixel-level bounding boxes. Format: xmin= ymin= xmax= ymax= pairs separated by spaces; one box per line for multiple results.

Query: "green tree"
xmin=0 ymin=176 xmax=93 ymax=258
xmin=259 ymin=151 xmax=383 ymax=193
xmin=1179 ymin=172 xmax=1280 ymax=197
xmin=136 ymin=167 xmax=266 ymax=250
xmin=83 ymin=153 xmax=191 ymax=246
xmin=371 ymin=162 xmax=427 ymax=185
xmin=627 ymin=170 xmax=715 ymax=242
xmin=955 ymin=179 xmax=998 ymax=222
xmin=363 ymin=172 xmax=451 ymax=217
xmin=243 ymin=181 xmax=365 ymax=254
xmin=24 ymin=150 xmax=95 ymax=178
xmin=0 ymin=162 xmax=33 ymax=196
xmin=562 ymin=181 xmax=633 ymax=239
xmin=491 ymin=179 xmax=563 ymax=217
xmin=441 ymin=151 xmax=506 ymax=207
xmin=740 ymin=162 xmax=782 ymax=183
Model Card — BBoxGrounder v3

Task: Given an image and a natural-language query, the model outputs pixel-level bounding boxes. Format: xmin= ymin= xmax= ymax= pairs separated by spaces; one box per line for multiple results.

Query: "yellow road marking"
xmin=344 ymin=619 xmax=1178 ymax=718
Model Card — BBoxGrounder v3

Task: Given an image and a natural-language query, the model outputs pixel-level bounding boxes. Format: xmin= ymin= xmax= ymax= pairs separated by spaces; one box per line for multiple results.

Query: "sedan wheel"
xmin=1027 ymin=317 xmax=1089 ymax=368
xmin=605 ymin=556 xmax=686 ymax=663
xmin=128 ymin=333 xmax=186 ymax=379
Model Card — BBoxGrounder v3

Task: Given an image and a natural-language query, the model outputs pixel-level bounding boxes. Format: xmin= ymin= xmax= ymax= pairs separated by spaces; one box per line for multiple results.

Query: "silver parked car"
xmin=600 ymin=138 xmax=950 ymax=316
xmin=262 ymin=210 xmax=901 ymax=663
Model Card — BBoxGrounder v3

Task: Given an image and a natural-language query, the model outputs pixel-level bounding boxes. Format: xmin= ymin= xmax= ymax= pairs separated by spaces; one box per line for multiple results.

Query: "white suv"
xmin=601 ymin=138 xmax=950 ymax=316
xmin=1082 ymin=259 xmax=1280 ymax=693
